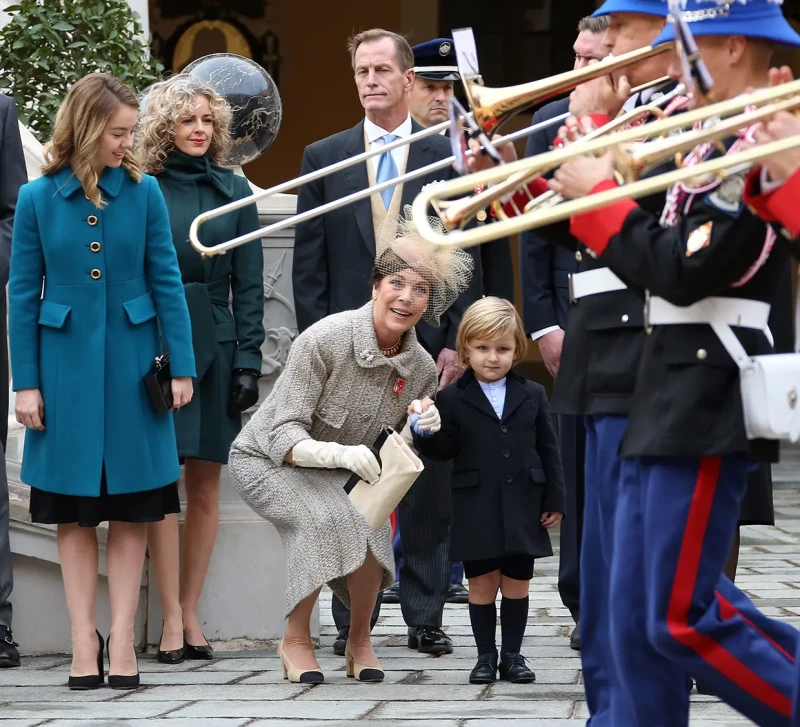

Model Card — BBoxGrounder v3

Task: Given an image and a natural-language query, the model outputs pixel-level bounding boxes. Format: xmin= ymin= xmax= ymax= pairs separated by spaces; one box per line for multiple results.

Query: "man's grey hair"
xmin=577 ymin=15 xmax=611 ymax=33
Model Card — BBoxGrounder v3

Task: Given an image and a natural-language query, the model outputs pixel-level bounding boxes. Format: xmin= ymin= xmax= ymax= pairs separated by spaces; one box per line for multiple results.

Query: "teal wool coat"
xmin=9 ymin=166 xmax=196 ymax=497
xmin=156 ymin=152 xmax=264 ymax=463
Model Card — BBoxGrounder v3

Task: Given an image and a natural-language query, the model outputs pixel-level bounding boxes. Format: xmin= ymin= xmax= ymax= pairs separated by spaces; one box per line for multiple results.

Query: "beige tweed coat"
xmin=229 ymin=303 xmax=439 ymax=616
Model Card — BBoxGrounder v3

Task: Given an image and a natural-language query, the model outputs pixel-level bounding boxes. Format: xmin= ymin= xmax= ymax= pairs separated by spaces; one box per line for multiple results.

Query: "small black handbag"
xmin=143 ymin=353 xmax=172 ymax=414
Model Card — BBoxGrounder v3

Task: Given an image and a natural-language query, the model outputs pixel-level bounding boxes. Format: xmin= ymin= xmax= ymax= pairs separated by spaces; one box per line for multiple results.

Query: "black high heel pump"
xmin=67 ymin=630 xmax=104 ymax=690
xmin=107 ymin=634 xmax=140 ymax=690
xmin=157 ymin=620 xmax=185 ymax=665
xmin=184 ymin=631 xmax=213 ymax=660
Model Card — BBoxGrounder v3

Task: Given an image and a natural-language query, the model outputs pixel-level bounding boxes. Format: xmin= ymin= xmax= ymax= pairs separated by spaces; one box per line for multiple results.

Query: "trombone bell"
xmin=464 ymin=43 xmax=674 ymax=135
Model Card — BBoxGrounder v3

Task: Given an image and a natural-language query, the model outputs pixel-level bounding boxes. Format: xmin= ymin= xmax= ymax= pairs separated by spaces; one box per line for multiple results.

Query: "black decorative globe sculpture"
xmin=184 ymin=53 xmax=282 ymax=165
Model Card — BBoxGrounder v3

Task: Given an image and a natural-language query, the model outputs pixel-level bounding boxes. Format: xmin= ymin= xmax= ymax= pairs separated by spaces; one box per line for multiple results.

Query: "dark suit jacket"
xmin=442 ymin=127 xmax=515 ymax=301
xmin=414 ymin=369 xmax=566 ymax=562
xmin=520 ymin=98 xmax=574 ymax=334
xmin=1 ymin=97 xmax=25 ymax=288
xmin=293 ymin=118 xmax=480 ymax=360
xmin=0 ymin=96 xmax=26 ymax=448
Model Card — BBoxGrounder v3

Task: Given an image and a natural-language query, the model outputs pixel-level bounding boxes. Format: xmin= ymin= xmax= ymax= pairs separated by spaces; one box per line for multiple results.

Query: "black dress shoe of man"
xmin=0 ymin=627 xmax=20 ymax=668
xmin=499 ymin=651 xmax=536 ymax=684
xmin=407 ymin=625 xmax=453 ymax=655
xmin=333 ymin=627 xmax=349 ymax=657
xmin=569 ymin=624 xmax=580 ymax=651
xmin=469 ymin=651 xmax=498 ymax=684
xmin=381 ymin=581 xmax=401 ymax=604
xmin=446 ymin=583 xmax=470 ymax=604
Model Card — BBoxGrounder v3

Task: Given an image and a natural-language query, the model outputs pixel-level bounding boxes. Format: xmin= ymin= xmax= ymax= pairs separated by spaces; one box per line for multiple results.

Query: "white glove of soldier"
xmin=291 ymin=439 xmax=381 ymax=484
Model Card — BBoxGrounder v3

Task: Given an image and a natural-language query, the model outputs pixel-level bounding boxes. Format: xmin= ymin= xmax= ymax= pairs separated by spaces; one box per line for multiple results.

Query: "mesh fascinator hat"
xmin=374 ymin=206 xmax=475 ymax=327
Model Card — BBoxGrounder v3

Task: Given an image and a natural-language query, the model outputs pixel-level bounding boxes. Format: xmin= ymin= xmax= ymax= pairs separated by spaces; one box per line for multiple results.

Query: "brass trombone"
xmin=463 ymin=44 xmax=674 ymax=135
xmin=436 ymin=78 xmax=684 ymax=230
xmin=189 ymin=44 xmax=675 ymax=257
xmin=411 ymin=79 xmax=800 ymax=249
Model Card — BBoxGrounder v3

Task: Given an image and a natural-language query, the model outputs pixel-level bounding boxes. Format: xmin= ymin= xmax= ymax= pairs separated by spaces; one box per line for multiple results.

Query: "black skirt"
xmin=29 ymin=468 xmax=180 ymax=528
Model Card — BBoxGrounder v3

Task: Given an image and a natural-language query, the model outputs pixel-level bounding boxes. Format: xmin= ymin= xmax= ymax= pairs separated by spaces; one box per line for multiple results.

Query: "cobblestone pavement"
xmin=3 ymin=455 xmax=800 ymax=725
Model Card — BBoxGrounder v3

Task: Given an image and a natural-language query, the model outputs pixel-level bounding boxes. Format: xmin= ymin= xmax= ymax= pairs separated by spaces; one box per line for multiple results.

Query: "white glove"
xmin=411 ymin=399 xmax=442 ymax=433
xmin=291 ymin=439 xmax=381 ymax=484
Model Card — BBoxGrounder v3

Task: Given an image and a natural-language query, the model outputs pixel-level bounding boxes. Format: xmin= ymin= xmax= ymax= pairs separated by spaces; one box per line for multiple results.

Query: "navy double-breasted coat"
xmin=415 ymin=369 xmax=567 ymax=563
xmin=9 ymin=165 xmax=196 ymax=497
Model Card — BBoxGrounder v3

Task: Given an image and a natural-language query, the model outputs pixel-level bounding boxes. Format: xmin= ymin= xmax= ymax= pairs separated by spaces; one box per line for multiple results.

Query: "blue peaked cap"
xmin=411 ymin=38 xmax=460 ymax=81
xmin=593 ymin=0 xmax=670 ymax=17
xmin=653 ymin=1 xmax=800 ymax=47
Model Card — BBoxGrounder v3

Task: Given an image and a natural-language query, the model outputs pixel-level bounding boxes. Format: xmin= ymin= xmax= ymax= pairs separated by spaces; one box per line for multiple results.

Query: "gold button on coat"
xmin=89 ymin=242 xmax=101 ymax=252
xmin=696 ymin=349 xmax=708 ymax=360
xmin=87 ymin=215 xmax=98 ymax=226
xmin=90 ymin=269 xmax=102 ymax=280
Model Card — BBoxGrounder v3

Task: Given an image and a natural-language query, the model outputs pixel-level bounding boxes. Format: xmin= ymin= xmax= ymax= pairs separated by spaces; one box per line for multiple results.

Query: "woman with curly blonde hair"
xmin=10 ymin=72 xmax=195 ymax=689
xmin=138 ymin=75 xmax=265 ymax=663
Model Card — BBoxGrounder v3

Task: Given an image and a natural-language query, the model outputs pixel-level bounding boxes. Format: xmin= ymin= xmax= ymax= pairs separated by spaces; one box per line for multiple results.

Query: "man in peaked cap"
xmin=409 ymin=38 xmax=460 ymax=128
xmin=550 ymin=1 xmax=800 ymax=724
xmin=384 ymin=38 xmax=513 ymax=611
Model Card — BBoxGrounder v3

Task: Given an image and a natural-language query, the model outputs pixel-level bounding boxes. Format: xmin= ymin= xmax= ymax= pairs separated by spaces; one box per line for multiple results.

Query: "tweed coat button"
xmin=87 ymin=215 xmax=98 ymax=226
xmin=90 ymin=241 xmax=101 ymax=252
xmin=90 ymin=269 xmax=102 ymax=280
xmin=505 ymin=475 xmax=513 ymax=484
xmin=696 ymin=349 xmax=708 ymax=360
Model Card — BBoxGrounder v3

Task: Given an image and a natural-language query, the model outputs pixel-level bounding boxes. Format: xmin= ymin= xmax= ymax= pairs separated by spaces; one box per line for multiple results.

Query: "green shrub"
xmin=0 ymin=0 xmax=163 ymax=141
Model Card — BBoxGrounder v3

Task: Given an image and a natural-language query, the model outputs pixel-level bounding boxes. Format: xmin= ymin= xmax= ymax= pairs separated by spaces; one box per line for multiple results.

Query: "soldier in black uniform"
xmin=519 ymin=1 xmax=683 ymax=724
xmin=549 ymin=2 xmax=800 ymax=724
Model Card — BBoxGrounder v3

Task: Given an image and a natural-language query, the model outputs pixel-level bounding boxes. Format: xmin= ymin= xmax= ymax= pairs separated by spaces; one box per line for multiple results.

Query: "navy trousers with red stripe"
xmin=580 ymin=415 xmax=635 ymax=726
xmin=609 ymin=454 xmax=798 ymax=726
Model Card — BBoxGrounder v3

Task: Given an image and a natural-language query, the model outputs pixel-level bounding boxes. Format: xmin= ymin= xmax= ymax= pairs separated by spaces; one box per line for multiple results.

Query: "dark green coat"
xmin=156 ymin=152 xmax=265 ymax=463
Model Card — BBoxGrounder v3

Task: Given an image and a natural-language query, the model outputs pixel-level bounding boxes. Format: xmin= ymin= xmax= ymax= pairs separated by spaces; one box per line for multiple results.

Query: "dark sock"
xmin=468 ymin=602 xmax=497 ymax=655
xmin=500 ymin=596 xmax=529 ymax=654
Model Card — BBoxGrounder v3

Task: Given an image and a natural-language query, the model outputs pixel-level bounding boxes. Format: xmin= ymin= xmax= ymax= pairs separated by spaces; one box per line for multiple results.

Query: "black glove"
xmin=228 ymin=369 xmax=261 ymax=416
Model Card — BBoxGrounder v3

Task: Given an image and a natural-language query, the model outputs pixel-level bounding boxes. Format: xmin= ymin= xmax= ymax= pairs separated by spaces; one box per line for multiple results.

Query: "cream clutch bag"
xmin=345 ymin=428 xmax=424 ymax=530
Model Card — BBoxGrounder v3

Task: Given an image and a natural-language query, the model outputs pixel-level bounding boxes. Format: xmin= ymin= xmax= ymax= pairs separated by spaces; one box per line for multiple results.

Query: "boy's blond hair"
xmin=456 ymin=297 xmax=528 ymax=368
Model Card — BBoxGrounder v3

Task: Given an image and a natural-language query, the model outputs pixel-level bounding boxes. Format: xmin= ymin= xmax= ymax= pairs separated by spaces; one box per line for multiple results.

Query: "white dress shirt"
xmin=364 ymin=114 xmax=413 ymax=176
xmin=478 ymin=377 xmax=507 ymax=419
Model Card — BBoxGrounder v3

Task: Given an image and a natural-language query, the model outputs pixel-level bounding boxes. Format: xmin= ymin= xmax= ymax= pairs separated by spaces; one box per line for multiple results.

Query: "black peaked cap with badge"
xmin=411 ymin=38 xmax=460 ymax=82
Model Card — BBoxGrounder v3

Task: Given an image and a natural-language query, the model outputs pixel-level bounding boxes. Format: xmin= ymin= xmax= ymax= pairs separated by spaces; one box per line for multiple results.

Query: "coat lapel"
xmin=400 ymin=120 xmax=440 ymax=212
xmin=460 ymin=376 xmax=501 ymax=422
xmin=341 ymin=120 xmax=376 ymax=256
xmin=500 ymin=375 xmax=531 ymax=423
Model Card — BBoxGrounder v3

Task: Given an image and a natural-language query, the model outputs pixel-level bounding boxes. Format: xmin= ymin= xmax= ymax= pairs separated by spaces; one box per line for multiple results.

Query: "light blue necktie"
xmin=376 ymin=134 xmax=399 ymax=209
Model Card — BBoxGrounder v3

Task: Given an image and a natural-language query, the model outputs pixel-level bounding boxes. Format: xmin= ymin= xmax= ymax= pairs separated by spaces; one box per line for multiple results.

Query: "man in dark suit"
xmin=378 ymin=38 xmax=516 ymax=608
xmin=0 ymin=95 xmax=26 ymax=667
xmin=293 ymin=28 xmax=483 ymax=656
xmin=519 ymin=15 xmax=611 ymax=651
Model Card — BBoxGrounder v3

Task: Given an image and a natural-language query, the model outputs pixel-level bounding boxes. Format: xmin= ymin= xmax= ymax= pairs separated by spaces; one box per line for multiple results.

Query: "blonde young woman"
xmin=229 ymin=216 xmax=472 ymax=683
xmin=9 ymin=73 xmax=195 ymax=689
xmin=137 ymin=76 xmax=264 ymax=663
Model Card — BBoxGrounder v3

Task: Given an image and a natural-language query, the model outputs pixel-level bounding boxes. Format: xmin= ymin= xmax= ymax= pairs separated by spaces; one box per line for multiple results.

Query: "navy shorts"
xmin=462 ymin=554 xmax=535 ymax=581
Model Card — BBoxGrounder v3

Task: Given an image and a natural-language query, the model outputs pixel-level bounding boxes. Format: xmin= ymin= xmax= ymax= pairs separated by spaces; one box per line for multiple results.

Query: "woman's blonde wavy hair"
xmin=137 ymin=75 xmax=233 ymax=175
xmin=42 ymin=73 xmax=141 ymax=209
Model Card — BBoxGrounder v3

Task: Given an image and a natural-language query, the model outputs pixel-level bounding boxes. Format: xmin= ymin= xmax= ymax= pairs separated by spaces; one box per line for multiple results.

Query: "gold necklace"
xmin=379 ymin=336 xmax=403 ymax=357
